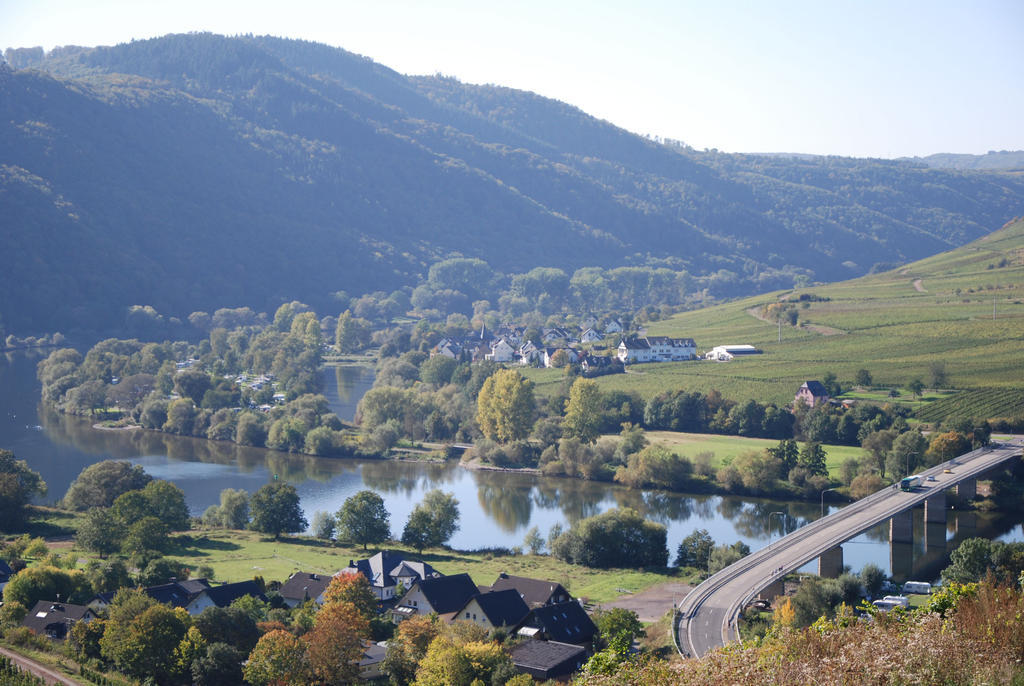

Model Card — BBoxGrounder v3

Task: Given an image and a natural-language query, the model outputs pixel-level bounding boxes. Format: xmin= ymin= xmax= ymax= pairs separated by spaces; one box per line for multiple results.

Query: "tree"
xmin=415 ymin=636 xmax=511 ymax=686
xmin=476 ymin=369 xmax=535 ymax=442
xmin=101 ymin=602 xmax=191 ymax=683
xmin=562 ymin=377 xmax=603 ymax=444
xmin=908 ymin=378 xmax=925 ymax=399
xmin=797 ymin=441 xmax=828 ymax=477
xmin=926 ymin=431 xmax=971 ymax=465
xmin=929 ymin=361 xmax=948 ymax=389
xmin=304 ymin=601 xmax=370 ymax=685
xmin=381 ymin=614 xmax=442 ymax=685
xmin=860 ymin=562 xmax=885 ymax=598
xmin=675 ymin=528 xmax=714 ymax=570
xmin=2 ymin=564 xmax=92 ymax=607
xmin=888 ymin=430 xmax=928 ymax=479
xmin=311 ymin=511 xmax=336 ymax=540
xmin=523 ymin=526 xmax=545 ymax=555
xmin=593 ymin=607 xmax=645 ymax=653
xmin=249 ymin=482 xmax=308 ymax=540
xmin=193 ymin=606 xmax=261 ymax=655
xmin=62 ymin=460 xmax=150 ymax=510
xmin=708 ymin=541 xmax=751 ymax=575
xmin=321 ymin=573 xmax=378 ymax=621
xmin=551 ymin=508 xmax=667 ymax=568
xmin=76 ymin=507 xmax=120 ymax=556
xmin=137 ymin=557 xmax=190 ymax=587
xmin=401 ymin=490 xmax=459 ymax=551
xmin=943 ymin=538 xmax=998 ymax=584
xmin=855 ymin=369 xmax=873 ymax=387
xmin=141 ymin=479 xmax=191 ymax=531
xmin=768 ymin=439 xmax=799 ymax=477
xmin=0 ymin=450 xmax=47 ymax=531
xmin=217 ymin=488 xmax=250 ymax=529
xmin=122 ymin=516 xmax=171 ymax=555
xmin=336 ymin=490 xmax=390 ymax=549
xmin=192 ymin=642 xmax=245 ymax=686
xmin=243 ymin=630 xmax=311 ymax=686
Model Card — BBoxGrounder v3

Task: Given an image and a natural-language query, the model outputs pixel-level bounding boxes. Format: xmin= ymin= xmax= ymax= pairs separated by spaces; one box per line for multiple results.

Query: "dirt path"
xmin=913 ymin=278 xmax=927 ymax=292
xmin=0 ymin=646 xmax=84 ymax=686
xmin=745 ymin=307 xmax=845 ymax=336
xmin=596 ymin=581 xmax=692 ymax=623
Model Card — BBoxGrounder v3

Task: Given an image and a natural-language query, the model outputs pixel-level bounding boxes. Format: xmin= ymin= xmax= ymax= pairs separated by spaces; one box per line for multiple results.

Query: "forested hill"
xmin=3 ymin=34 xmax=1024 ymax=333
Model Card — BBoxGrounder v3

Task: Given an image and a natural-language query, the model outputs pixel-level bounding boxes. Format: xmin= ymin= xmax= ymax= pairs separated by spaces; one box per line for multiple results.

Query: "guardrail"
xmin=678 ymin=440 xmax=1022 ymax=656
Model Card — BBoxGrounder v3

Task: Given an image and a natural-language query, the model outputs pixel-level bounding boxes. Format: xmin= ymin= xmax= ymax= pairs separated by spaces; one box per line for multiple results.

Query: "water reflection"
xmin=4 ymin=351 xmax=1024 ymax=580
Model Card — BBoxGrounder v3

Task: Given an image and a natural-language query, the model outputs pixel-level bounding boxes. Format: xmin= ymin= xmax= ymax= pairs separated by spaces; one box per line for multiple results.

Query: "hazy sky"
xmin=3 ymin=0 xmax=1022 ymax=158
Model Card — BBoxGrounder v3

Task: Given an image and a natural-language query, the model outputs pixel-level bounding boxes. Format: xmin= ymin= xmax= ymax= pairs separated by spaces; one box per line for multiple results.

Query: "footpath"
xmin=0 ymin=646 xmax=84 ymax=686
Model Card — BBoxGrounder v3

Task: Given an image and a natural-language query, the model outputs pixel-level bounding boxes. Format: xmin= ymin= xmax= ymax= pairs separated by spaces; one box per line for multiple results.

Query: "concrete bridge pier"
xmin=924 ymin=491 xmax=946 ymax=524
xmin=758 ymin=578 xmax=785 ymax=603
xmin=890 ymin=510 xmax=913 ymax=544
xmin=890 ymin=542 xmax=915 ymax=582
xmin=818 ymin=546 xmax=843 ymax=578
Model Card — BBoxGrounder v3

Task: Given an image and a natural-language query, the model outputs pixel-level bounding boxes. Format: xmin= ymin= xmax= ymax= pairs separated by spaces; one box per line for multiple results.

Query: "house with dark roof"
xmin=185 ymin=579 xmax=267 ymax=615
xmin=22 ymin=601 xmax=96 ymax=640
xmin=796 ymin=380 xmax=830 ymax=408
xmin=451 ymin=589 xmax=530 ymax=631
xmin=143 ymin=580 xmax=211 ymax=609
xmin=617 ymin=335 xmax=697 ymax=363
xmin=341 ymin=551 xmax=440 ymax=602
xmin=489 ymin=573 xmax=571 ymax=609
xmin=391 ymin=572 xmax=479 ymax=622
xmin=515 ymin=600 xmax=598 ymax=647
xmin=510 ymin=640 xmax=588 ymax=680
xmin=280 ymin=571 xmax=336 ymax=608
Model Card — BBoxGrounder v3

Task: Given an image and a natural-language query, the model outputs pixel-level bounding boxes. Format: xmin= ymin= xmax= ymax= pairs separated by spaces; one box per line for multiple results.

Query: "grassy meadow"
xmin=529 ymin=218 xmax=1024 ymax=408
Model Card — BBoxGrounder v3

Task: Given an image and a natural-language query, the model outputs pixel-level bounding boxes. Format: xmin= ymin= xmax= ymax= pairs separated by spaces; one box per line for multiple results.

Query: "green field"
xmin=532 ymin=219 xmax=1024 ymax=407
xmin=914 ymin=388 xmax=1024 ymax=424
xmin=641 ymin=431 xmax=863 ymax=476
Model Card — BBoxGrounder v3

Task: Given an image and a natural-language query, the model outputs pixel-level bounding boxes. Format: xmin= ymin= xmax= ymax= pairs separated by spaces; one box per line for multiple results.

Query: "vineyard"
xmin=914 ymin=388 xmax=1024 ymax=424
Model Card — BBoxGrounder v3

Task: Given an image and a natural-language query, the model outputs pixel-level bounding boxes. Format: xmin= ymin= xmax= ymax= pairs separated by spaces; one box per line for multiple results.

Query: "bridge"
xmin=677 ymin=438 xmax=1024 ymax=658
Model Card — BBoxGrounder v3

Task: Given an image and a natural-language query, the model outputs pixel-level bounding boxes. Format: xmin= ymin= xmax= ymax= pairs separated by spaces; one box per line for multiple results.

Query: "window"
xmin=466 ymin=612 xmax=471 ymax=619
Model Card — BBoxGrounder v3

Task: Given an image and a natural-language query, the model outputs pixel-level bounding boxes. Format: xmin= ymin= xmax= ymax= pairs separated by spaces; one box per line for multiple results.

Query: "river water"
xmin=2 ymin=350 xmax=1020 ymax=581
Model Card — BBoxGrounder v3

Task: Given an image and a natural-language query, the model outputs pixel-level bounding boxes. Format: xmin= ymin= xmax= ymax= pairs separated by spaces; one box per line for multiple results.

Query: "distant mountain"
xmin=2 ymin=34 xmax=1023 ymax=333
xmin=905 ymin=150 xmax=1024 ymax=171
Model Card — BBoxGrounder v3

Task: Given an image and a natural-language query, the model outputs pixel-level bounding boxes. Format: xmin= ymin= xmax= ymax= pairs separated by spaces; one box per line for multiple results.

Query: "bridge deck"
xmin=678 ymin=438 xmax=1023 ymax=658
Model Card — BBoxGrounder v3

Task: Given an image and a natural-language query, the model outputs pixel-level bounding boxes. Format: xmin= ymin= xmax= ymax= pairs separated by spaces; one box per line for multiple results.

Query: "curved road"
xmin=678 ymin=438 xmax=1024 ymax=658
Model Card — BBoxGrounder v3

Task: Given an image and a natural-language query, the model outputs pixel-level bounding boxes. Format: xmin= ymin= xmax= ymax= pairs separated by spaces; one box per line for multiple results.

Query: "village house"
xmin=603 ymin=318 xmax=624 ymax=334
xmin=486 ymin=337 xmax=516 ymax=363
xmin=22 ymin=601 xmax=96 ymax=640
xmin=795 ymin=380 xmax=830 ymax=408
xmin=510 ymin=640 xmax=588 ymax=681
xmin=391 ymin=572 xmax=479 ymax=622
xmin=579 ymin=327 xmax=603 ymax=343
xmin=515 ymin=600 xmax=599 ymax=648
xmin=488 ymin=573 xmax=572 ymax=608
xmin=451 ymin=588 xmax=531 ymax=631
xmin=279 ymin=571 xmax=336 ymax=608
xmin=341 ymin=551 xmax=441 ymax=602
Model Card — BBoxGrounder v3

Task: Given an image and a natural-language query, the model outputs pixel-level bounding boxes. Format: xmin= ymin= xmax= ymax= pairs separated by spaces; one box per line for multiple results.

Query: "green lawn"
xmin=94 ymin=529 xmax=692 ymax=605
xmin=639 ymin=430 xmax=863 ymax=478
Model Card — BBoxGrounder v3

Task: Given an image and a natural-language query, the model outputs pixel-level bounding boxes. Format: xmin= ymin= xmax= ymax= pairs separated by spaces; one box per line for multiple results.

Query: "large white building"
xmin=617 ymin=336 xmax=697 ymax=363
xmin=705 ymin=344 xmax=761 ymax=361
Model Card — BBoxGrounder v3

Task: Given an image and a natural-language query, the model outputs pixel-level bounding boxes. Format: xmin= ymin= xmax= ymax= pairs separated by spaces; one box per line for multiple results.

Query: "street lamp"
xmin=821 ymin=487 xmax=838 ymax=518
xmin=768 ymin=511 xmax=785 ymax=548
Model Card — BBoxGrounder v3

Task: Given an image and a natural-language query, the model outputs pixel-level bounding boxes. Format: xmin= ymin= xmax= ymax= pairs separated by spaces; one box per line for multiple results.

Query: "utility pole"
xmin=778 ymin=317 xmax=782 ymax=343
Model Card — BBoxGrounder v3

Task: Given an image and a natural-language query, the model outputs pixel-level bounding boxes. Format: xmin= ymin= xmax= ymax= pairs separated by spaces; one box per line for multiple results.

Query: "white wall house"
xmin=617 ymin=336 xmax=696 ymax=363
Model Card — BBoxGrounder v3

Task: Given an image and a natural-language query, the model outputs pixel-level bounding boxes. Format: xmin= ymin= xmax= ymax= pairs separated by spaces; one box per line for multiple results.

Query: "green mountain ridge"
xmin=2 ymin=33 xmax=1023 ymax=333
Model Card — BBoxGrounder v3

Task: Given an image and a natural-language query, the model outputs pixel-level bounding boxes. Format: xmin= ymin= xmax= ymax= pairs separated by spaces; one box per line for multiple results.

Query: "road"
xmin=0 ymin=646 xmax=84 ymax=685
xmin=678 ymin=438 xmax=1024 ymax=658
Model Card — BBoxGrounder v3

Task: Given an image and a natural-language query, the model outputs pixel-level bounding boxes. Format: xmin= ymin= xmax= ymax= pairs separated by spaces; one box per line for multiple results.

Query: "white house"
xmin=579 ymin=328 xmax=603 ymax=343
xmin=617 ymin=336 xmax=696 ymax=363
xmin=486 ymin=338 xmax=516 ymax=363
xmin=604 ymin=319 xmax=624 ymax=334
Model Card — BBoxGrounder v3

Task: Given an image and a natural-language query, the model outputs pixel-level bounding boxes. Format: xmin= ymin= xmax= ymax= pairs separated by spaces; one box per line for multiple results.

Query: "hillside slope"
xmin=2 ymin=34 xmax=1023 ymax=333
xmin=591 ymin=218 xmax=1024 ymax=405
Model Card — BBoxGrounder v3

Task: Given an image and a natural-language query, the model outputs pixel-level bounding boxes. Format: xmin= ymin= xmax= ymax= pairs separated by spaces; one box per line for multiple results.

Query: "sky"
xmin=2 ymin=0 xmax=1022 ymax=158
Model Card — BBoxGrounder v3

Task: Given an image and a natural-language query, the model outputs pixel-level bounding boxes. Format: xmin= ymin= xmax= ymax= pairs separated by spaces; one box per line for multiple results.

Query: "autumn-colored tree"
xmin=926 ymin=431 xmax=971 ymax=465
xmin=772 ymin=596 xmax=796 ymax=627
xmin=100 ymin=603 xmax=191 ymax=684
xmin=243 ymin=630 xmax=311 ymax=686
xmin=381 ymin=614 xmax=443 ymax=685
xmin=303 ymin=601 xmax=370 ymax=685
xmin=476 ymin=369 xmax=535 ymax=443
xmin=414 ymin=636 xmax=511 ymax=686
xmin=562 ymin=377 xmax=603 ymax=444
xmin=321 ymin=573 xmax=377 ymax=621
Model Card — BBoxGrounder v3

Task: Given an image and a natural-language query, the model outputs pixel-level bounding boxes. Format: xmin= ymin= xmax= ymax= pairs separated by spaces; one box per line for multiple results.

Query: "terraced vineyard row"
xmin=914 ymin=388 xmax=1024 ymax=424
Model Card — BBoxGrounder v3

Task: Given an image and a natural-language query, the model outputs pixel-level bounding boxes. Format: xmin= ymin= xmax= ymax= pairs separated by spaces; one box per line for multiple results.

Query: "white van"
xmin=872 ymin=599 xmax=902 ymax=612
xmin=902 ymin=581 xmax=931 ymax=595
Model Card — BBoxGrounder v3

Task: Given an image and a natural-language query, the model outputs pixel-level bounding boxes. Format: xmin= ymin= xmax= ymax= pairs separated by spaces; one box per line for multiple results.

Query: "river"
xmin=2 ymin=350 xmax=1020 ymax=581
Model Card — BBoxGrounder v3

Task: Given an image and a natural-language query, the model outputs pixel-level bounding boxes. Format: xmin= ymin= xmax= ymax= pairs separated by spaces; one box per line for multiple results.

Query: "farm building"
xmin=705 ymin=344 xmax=761 ymax=361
